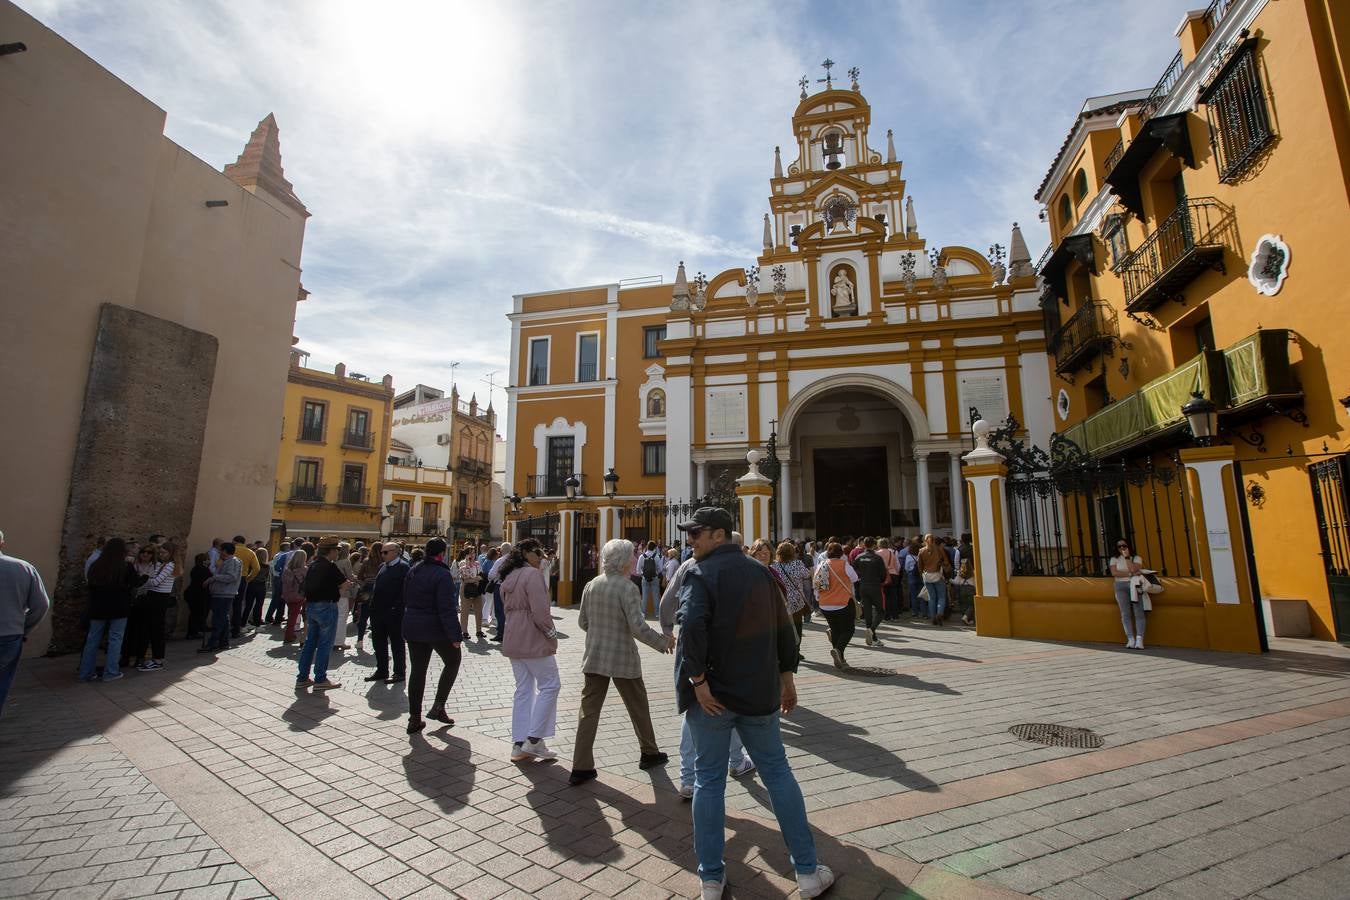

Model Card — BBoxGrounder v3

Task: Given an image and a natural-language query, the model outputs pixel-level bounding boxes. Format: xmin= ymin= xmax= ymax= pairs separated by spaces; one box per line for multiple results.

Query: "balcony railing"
xmin=384 ymin=463 xmax=449 ymax=486
xmin=455 ymin=507 xmax=490 ymax=526
xmin=421 ymin=518 xmax=445 ymax=535
xmin=338 ymin=486 xmax=369 ymax=506
xmin=1052 ymin=301 xmax=1120 ymax=375
xmin=1104 ymin=138 xmax=1125 ymax=177
xmin=1203 ymin=0 xmax=1235 ymax=32
xmin=290 ymin=482 xmax=326 ymax=503
xmin=392 ymin=516 xmax=411 ymax=533
xmin=578 ymin=362 xmax=598 ymax=382
xmin=1120 ymin=197 xmax=1235 ymax=313
xmin=1140 ymin=50 xmax=1184 ymax=128
xmin=1034 ymin=244 xmax=1054 ymax=275
xmin=526 ymin=473 xmax=586 ymax=497
xmin=299 ymin=425 xmax=324 ymax=442
xmin=457 ymin=457 xmax=491 ymax=479
xmin=342 ymin=429 xmax=373 ymax=450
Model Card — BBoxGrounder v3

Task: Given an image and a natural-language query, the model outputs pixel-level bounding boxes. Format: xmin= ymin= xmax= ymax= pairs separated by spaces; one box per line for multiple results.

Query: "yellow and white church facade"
xmin=506 ymin=78 xmax=1052 ymax=545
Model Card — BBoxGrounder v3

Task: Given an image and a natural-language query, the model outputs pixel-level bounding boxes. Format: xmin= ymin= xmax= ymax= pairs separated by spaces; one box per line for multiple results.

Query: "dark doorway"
xmin=813 ymin=446 xmax=889 ymax=538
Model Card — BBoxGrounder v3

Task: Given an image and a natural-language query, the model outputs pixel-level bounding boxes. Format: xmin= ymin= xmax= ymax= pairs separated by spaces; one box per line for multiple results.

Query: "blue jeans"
xmin=686 ymin=705 xmax=817 ymax=882
xmin=207 ymin=594 xmax=232 ymax=649
xmin=266 ymin=577 xmax=286 ymax=623
xmin=78 ymin=618 xmax=127 ymax=680
xmin=297 ymin=602 xmax=338 ymax=682
xmin=925 ymin=577 xmax=947 ymax=618
xmin=0 ymin=634 xmax=23 ymax=717
xmin=679 ymin=714 xmax=749 ymax=788
xmin=641 ymin=577 xmax=661 ymax=616
xmin=908 ymin=572 xmax=925 ymax=617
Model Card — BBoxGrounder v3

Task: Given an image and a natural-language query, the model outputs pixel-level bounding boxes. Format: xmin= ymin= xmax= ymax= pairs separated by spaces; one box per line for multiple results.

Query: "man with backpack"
xmin=639 ymin=540 xmax=663 ymax=617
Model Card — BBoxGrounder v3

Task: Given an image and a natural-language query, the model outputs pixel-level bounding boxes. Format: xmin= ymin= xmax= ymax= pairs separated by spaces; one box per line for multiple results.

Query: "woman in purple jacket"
xmin=499 ymin=538 xmax=559 ymax=762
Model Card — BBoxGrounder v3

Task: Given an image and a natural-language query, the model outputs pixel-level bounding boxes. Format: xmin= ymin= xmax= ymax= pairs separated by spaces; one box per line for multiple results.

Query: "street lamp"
xmin=1181 ymin=391 xmax=1218 ymax=447
xmin=384 ymin=503 xmax=397 ymax=517
xmin=603 ymin=468 xmax=619 ymax=499
xmin=564 ymin=475 xmax=580 ymax=501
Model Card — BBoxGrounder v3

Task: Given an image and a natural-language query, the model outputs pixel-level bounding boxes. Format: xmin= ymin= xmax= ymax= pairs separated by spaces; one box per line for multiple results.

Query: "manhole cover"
xmin=1008 ymin=723 xmax=1104 ymax=749
xmin=843 ymin=666 xmax=898 ymax=677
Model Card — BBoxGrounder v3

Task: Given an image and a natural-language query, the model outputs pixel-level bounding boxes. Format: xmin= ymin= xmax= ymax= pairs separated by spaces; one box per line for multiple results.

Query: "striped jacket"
xmin=578 ymin=573 xmax=667 ymax=679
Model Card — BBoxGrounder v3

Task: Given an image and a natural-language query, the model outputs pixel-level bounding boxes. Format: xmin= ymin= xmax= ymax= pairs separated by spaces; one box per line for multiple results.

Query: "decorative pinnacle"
xmin=817 ymin=58 xmax=835 ymax=89
xmin=799 ymin=75 xmax=809 ymax=99
xmin=848 ymin=66 xmax=860 ymax=90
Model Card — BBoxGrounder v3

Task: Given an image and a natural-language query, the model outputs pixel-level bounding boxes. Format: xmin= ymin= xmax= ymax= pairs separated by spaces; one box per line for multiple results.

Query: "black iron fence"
xmin=515 ymin=512 xmax=560 ymax=549
xmin=573 ymin=511 xmax=598 ymax=597
xmin=990 ymin=418 xmax=1199 ymax=578
xmin=526 ymin=473 xmax=586 ymax=497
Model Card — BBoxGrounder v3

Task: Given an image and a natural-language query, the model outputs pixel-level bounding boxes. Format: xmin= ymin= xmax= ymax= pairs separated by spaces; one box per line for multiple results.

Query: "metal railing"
xmin=1053 ymin=301 xmax=1119 ymax=375
xmin=1203 ymin=0 xmax=1235 ymax=32
xmin=422 ymin=518 xmax=445 ymax=534
xmin=392 ymin=516 xmax=411 ymax=533
xmin=525 ymin=473 xmax=586 ymax=497
xmin=1140 ymin=50 xmax=1185 ymax=128
xmin=299 ymin=425 xmax=324 ymax=442
xmin=457 ymin=457 xmax=491 ymax=478
xmin=1205 ymin=41 xmax=1273 ymax=183
xmin=577 ymin=362 xmax=599 ymax=382
xmin=342 ymin=429 xmax=373 ymax=450
xmin=1034 ymin=244 xmax=1054 ymax=275
xmin=1119 ymin=197 xmax=1235 ymax=311
xmin=1104 ymin=138 xmax=1125 ymax=176
xmin=290 ymin=482 xmax=326 ymax=503
xmin=456 ymin=507 xmax=490 ymax=526
xmin=338 ymin=486 xmax=369 ymax=506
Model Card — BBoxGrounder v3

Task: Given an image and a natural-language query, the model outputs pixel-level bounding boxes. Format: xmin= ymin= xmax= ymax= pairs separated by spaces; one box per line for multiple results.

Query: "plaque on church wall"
xmin=706 ymin=388 xmax=747 ymax=441
xmin=959 ymin=374 xmax=1008 ymax=426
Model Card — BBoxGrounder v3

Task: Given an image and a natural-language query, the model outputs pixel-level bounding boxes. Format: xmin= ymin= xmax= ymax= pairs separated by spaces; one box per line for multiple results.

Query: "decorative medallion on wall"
xmin=836 ymin=404 xmax=860 ymax=432
xmin=1248 ymin=234 xmax=1290 ymax=296
xmin=1056 ymin=389 xmax=1071 ymax=422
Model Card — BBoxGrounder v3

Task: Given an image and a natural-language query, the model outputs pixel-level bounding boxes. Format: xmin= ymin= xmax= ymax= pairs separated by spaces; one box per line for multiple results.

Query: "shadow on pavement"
xmin=779 ymin=706 xmax=941 ymax=793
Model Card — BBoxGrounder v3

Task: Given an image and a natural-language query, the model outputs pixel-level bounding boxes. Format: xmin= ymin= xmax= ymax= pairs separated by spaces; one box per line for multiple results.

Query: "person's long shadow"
xmin=798 ymin=659 xmax=962 ymax=695
xmin=281 ymin=691 xmax=339 ymax=731
xmin=401 ymin=731 xmax=476 ymax=815
xmin=516 ymin=763 xmax=912 ymax=895
xmin=779 ymin=706 xmax=942 ymax=793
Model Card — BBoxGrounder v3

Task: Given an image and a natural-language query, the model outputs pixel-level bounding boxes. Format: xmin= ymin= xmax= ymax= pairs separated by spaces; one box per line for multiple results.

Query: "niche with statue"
xmin=829 ymin=263 xmax=858 ymax=317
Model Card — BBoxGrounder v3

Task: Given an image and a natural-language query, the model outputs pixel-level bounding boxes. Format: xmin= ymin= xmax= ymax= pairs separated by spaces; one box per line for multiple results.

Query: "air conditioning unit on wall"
xmin=436 ymin=433 xmax=450 ymax=445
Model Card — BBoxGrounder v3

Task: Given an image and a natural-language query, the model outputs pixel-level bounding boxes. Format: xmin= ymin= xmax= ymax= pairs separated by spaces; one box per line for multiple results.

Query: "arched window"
xmin=1058 ymin=194 xmax=1073 ymax=228
xmin=1074 ymin=168 xmax=1089 ymax=202
xmin=647 ymin=389 xmax=666 ymax=419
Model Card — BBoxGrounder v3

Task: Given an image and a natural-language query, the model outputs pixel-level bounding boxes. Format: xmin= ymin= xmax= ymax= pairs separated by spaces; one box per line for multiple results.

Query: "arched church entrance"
xmin=788 ymin=389 xmax=916 ymax=538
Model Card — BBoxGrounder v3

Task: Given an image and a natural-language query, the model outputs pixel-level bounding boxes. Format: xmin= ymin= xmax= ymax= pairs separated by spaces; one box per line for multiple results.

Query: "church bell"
xmin=822 ymin=132 xmax=843 ymax=170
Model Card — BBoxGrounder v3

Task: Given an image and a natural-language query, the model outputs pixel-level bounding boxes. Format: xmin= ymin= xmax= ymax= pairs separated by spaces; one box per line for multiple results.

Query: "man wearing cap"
xmin=296 ymin=537 xmax=347 ymax=690
xmin=674 ymin=508 xmax=833 ymax=900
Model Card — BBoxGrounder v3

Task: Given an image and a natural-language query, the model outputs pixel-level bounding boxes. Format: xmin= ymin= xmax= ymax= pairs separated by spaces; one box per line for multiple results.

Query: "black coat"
xmin=87 ymin=562 xmax=140 ymax=620
xmin=401 ymin=558 xmax=462 ymax=644
xmin=370 ymin=558 xmax=410 ymax=616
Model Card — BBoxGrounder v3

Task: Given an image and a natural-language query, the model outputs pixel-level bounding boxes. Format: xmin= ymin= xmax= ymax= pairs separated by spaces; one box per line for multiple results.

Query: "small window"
xmin=1073 ymin=168 xmax=1089 ymax=202
xmin=643 ymin=325 xmax=666 ymax=358
xmin=293 ymin=459 xmax=321 ymax=502
xmin=577 ymin=333 xmax=599 ymax=382
xmin=340 ymin=464 xmax=365 ymax=505
xmin=1194 ymin=316 xmax=1215 ymax=353
xmin=300 ymin=400 xmax=326 ymax=442
xmin=344 ymin=408 xmax=371 ymax=448
xmin=528 ymin=338 xmax=549 ymax=386
xmin=1058 ymin=194 xmax=1073 ymax=229
xmin=642 ymin=441 xmax=666 ymax=476
xmin=1202 ymin=40 xmax=1274 ymax=183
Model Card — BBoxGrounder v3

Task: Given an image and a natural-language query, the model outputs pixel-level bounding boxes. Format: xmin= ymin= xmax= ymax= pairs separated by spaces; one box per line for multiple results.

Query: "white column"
xmin=696 ymin=461 xmax=707 ymax=498
xmin=778 ymin=461 xmax=793 ymax=539
xmin=949 ymin=453 xmax=966 ymax=538
xmin=916 ymin=452 xmax=932 ymax=535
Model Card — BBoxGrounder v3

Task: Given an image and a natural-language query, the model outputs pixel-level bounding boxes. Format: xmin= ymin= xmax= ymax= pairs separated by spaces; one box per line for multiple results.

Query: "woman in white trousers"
xmin=497 ymin=538 xmax=561 ymax=761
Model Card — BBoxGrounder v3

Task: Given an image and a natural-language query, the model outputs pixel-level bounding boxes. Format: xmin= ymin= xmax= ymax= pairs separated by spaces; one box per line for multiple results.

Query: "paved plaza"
xmin=1 ymin=609 xmax=1348 ymax=899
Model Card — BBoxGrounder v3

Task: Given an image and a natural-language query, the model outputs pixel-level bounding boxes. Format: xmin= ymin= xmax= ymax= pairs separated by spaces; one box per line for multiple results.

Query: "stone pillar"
xmin=778 ymin=460 xmax=793 ymax=540
xmin=696 ymin=461 xmax=707 ymax=499
xmin=735 ymin=450 xmax=774 ymax=548
xmin=963 ymin=421 xmax=1013 ymax=637
xmin=949 ymin=453 xmax=967 ymax=538
xmin=1180 ymin=445 xmax=1261 ymax=652
xmin=596 ymin=503 xmax=621 ymax=547
xmin=555 ymin=502 xmax=582 ymax=608
xmin=915 ymin=451 xmax=933 ymax=535
xmin=503 ymin=512 xmax=519 ymax=545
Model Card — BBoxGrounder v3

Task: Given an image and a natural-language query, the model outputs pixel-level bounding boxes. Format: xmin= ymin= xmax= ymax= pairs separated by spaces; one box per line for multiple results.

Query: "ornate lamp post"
xmin=508 ymin=492 xmax=522 ymax=514
xmin=603 ymin=468 xmax=619 ymax=499
xmin=564 ymin=475 xmax=580 ymax=501
xmin=1181 ymin=391 xmax=1219 ymax=447
xmin=759 ymin=421 xmax=782 ymax=542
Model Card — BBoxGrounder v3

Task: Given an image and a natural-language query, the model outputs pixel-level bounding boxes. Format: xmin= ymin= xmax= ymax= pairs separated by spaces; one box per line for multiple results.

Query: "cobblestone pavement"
xmin=2 ymin=607 xmax=1348 ymax=899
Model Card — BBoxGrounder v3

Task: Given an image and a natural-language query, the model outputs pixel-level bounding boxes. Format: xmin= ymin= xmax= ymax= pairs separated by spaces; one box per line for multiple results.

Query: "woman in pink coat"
xmin=499 ymin=538 xmax=560 ymax=762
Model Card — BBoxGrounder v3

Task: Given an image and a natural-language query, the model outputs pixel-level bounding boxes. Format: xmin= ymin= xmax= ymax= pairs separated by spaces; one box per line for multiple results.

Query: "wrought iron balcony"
xmin=338 ymin=486 xmax=369 ymax=506
xmin=455 ymin=507 xmax=490 ymax=526
xmin=341 ymin=429 xmax=373 ymax=450
xmin=422 ymin=518 xmax=445 ymax=534
xmin=289 ymin=482 xmax=326 ymax=503
xmin=456 ymin=456 xmax=491 ymax=479
xmin=1104 ymin=138 xmax=1125 ymax=177
xmin=1139 ymin=50 xmax=1184 ymax=128
xmin=526 ymin=473 xmax=585 ymax=497
xmin=1119 ymin=197 xmax=1236 ymax=313
xmin=391 ymin=516 xmax=411 ymax=533
xmin=1052 ymin=301 xmax=1119 ymax=375
xmin=299 ymin=425 xmax=324 ymax=442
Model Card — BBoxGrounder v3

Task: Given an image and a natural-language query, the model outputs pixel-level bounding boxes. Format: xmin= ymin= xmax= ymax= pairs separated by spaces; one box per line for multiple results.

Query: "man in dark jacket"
xmin=366 ymin=544 xmax=411 ymax=684
xmin=852 ymin=537 xmax=887 ymax=648
xmin=296 ymin=538 xmax=348 ymax=689
xmin=401 ymin=538 xmax=462 ymax=734
xmin=674 ymin=508 xmax=833 ymax=900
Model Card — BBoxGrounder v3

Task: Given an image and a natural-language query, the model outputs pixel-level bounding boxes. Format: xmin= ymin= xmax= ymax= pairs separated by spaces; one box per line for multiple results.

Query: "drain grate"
xmin=843 ymin=666 xmax=898 ymax=677
xmin=1009 ymin=723 xmax=1104 ymax=749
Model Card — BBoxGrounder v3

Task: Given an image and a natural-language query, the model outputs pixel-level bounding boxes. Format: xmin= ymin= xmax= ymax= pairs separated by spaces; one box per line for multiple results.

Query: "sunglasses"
xmin=684 ymin=527 xmax=707 ymax=538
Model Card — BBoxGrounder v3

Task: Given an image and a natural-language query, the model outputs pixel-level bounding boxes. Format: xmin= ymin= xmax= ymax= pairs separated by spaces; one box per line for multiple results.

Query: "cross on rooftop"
xmin=818 ymin=58 xmax=835 ymax=89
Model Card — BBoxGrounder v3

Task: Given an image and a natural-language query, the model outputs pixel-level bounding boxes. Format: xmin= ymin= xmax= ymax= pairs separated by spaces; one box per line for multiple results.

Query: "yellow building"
xmin=383 ymin=385 xmax=499 ymax=545
xmin=1032 ymin=0 xmax=1350 ymax=643
xmin=272 ymin=352 xmax=394 ymax=542
xmin=507 ymin=72 xmax=1053 ymax=601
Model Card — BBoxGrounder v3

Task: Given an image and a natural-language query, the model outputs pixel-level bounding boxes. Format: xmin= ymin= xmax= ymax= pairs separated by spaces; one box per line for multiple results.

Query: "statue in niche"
xmin=646 ymin=389 xmax=666 ymax=419
xmin=830 ymin=268 xmax=857 ymax=316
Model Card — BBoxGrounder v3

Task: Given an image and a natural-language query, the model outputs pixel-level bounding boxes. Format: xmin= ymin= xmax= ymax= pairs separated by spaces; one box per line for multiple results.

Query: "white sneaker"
xmin=700 ymin=875 xmax=726 ymax=899
xmin=730 ymin=757 xmax=756 ymax=778
xmin=864 ymin=629 xmax=874 ymax=647
xmin=1135 ymin=638 xmax=1145 ymax=650
xmin=797 ymin=864 xmax=835 ymax=899
xmin=679 ymin=784 xmax=694 ymax=800
xmin=1125 ymin=637 xmax=1136 ymax=648
xmin=522 ymin=738 xmax=558 ymax=760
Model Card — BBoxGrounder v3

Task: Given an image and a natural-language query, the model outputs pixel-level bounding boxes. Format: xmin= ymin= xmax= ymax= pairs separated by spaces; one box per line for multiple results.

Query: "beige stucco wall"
xmin=0 ymin=1 xmax=307 ymax=654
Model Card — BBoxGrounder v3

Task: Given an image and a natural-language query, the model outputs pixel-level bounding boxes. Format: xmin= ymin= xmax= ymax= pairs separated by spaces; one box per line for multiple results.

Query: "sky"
xmin=20 ymin=0 xmax=1190 ymax=415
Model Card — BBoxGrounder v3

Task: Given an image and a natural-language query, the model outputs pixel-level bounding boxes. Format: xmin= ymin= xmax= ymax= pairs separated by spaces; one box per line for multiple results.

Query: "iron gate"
xmin=514 ymin=512 xmax=560 ymax=549
xmin=1309 ymin=455 xmax=1350 ymax=641
xmin=991 ymin=417 xmax=1199 ymax=577
xmin=573 ymin=511 xmax=598 ymax=597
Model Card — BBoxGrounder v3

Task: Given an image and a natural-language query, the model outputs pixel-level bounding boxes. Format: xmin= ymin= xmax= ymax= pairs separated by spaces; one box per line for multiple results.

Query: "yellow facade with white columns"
xmin=507 ymin=74 xmax=1053 ymax=542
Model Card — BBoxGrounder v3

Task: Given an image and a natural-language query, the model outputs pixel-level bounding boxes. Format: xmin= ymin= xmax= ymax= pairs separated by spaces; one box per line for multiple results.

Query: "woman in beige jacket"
xmin=568 ymin=539 xmax=671 ymax=786
xmin=499 ymin=538 xmax=560 ymax=762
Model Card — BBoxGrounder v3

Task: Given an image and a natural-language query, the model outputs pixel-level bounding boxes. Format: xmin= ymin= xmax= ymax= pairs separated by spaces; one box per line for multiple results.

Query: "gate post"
xmin=596 ymin=502 xmax=621 ymax=548
xmin=555 ymin=502 xmax=581 ymax=608
xmin=1180 ymin=445 xmax=1261 ymax=652
xmin=736 ymin=450 xmax=774 ymax=547
xmin=963 ymin=420 xmax=1013 ymax=636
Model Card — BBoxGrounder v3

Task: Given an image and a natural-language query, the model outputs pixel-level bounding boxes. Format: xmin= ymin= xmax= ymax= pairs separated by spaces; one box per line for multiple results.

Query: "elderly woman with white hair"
xmin=567 ymin=538 xmax=671 ymax=786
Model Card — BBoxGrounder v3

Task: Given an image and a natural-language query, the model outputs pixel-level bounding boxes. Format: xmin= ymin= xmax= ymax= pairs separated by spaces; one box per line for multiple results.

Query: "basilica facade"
xmin=505 ymin=79 xmax=1050 ymax=546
